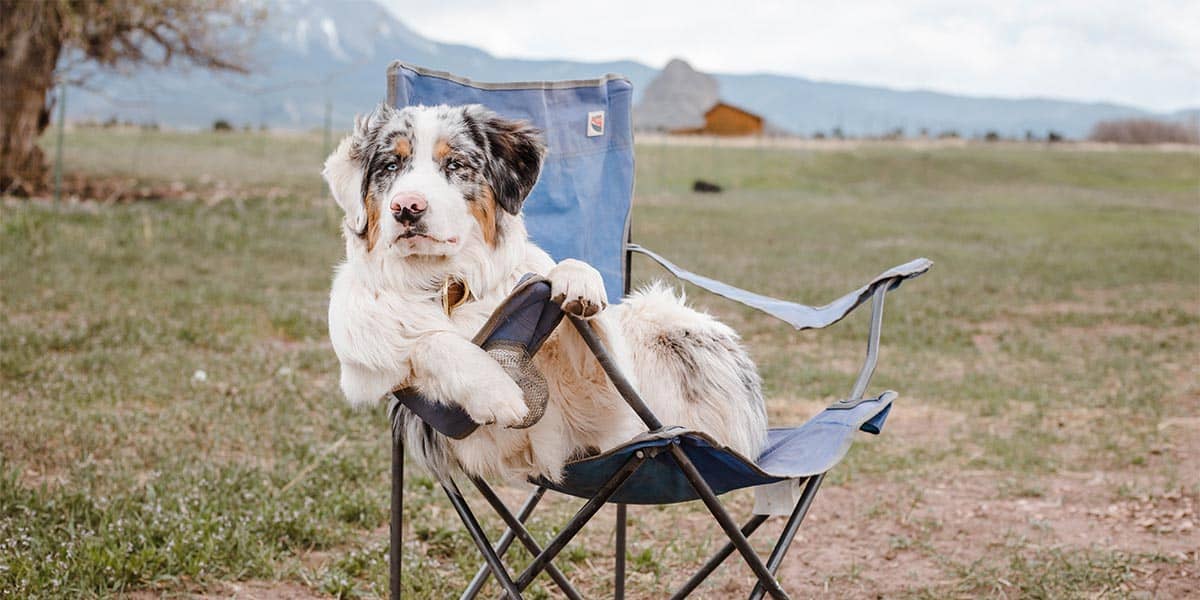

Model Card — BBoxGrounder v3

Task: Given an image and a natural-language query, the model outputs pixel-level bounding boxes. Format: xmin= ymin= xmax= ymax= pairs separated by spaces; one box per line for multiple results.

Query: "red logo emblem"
xmin=587 ymin=110 xmax=605 ymax=136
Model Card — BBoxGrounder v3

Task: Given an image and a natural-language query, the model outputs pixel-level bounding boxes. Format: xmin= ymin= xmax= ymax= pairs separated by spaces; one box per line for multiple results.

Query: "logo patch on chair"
xmin=587 ymin=110 xmax=605 ymax=137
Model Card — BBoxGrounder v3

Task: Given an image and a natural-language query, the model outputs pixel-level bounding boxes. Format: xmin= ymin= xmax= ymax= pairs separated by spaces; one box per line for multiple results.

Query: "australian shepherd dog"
xmin=323 ymin=103 xmax=767 ymax=483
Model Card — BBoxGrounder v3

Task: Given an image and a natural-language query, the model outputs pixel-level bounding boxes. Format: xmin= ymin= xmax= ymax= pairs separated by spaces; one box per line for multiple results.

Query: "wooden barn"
xmin=671 ymin=102 xmax=764 ymax=136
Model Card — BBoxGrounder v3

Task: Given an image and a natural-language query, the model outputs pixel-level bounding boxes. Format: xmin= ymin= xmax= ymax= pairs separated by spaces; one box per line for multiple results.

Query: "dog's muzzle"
xmin=484 ymin=340 xmax=548 ymax=429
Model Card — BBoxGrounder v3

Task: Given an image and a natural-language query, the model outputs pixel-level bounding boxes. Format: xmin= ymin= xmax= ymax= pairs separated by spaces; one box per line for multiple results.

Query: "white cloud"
xmin=383 ymin=0 xmax=1199 ymax=112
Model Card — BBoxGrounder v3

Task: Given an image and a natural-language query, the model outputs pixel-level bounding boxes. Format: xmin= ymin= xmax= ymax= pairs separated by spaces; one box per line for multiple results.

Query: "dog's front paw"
xmin=549 ymin=259 xmax=607 ymax=319
xmin=461 ymin=376 xmax=529 ymax=428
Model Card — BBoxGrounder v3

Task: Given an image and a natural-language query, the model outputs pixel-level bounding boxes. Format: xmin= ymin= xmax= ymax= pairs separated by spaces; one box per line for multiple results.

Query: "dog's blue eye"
xmin=386 ymin=163 xmax=398 ymax=172
xmin=447 ymin=160 xmax=462 ymax=172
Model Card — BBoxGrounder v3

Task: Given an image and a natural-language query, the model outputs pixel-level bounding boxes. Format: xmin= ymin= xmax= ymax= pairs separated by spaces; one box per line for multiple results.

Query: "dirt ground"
xmin=769 ymin=411 xmax=1199 ymax=598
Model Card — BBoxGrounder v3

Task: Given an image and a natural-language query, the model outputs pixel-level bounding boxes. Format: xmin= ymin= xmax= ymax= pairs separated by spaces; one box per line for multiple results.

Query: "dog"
xmin=323 ymin=103 xmax=767 ymax=483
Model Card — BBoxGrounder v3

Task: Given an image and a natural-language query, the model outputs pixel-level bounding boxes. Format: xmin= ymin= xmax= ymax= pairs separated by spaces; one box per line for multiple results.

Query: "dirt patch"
xmin=766 ymin=469 xmax=1199 ymax=598
xmin=200 ymin=581 xmax=326 ymax=599
xmin=124 ymin=581 xmax=325 ymax=600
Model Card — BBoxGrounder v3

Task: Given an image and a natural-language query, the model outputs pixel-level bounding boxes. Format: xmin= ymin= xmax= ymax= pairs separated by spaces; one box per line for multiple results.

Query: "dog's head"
xmin=323 ymin=104 xmax=545 ymax=258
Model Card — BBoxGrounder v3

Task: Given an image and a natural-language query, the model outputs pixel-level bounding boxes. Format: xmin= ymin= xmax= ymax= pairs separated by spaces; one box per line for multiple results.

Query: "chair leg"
xmin=511 ymin=452 xmax=646 ymax=592
xmin=390 ymin=421 xmax=404 ymax=600
xmin=442 ymin=481 xmax=524 ymax=599
xmin=614 ymin=503 xmax=627 ymax=600
xmin=470 ymin=479 xmax=584 ymax=600
xmin=668 ymin=445 xmax=790 ymax=600
xmin=748 ymin=475 xmax=825 ymax=600
xmin=461 ymin=487 xmax=547 ymax=600
xmin=669 ymin=515 xmax=768 ymax=600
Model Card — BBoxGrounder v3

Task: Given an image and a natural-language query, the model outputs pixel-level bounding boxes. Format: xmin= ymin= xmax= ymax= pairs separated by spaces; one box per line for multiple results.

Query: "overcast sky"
xmin=383 ymin=0 xmax=1199 ymax=113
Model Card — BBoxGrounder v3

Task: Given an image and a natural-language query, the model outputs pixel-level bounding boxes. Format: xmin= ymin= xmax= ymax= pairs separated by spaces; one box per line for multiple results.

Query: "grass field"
xmin=2 ymin=129 xmax=1198 ymax=598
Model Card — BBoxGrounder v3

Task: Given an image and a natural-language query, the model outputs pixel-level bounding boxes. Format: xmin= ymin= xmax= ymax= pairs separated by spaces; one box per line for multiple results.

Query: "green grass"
xmin=2 ymin=129 xmax=1198 ymax=598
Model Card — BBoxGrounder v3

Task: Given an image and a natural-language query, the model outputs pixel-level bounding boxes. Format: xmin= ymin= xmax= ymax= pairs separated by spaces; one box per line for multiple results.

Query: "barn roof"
xmin=705 ymin=102 xmax=764 ymax=122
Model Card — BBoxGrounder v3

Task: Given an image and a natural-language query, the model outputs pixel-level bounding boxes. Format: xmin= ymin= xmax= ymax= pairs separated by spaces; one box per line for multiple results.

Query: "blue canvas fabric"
xmin=535 ymin=392 xmax=895 ymax=505
xmin=388 ymin=62 xmax=634 ymax=304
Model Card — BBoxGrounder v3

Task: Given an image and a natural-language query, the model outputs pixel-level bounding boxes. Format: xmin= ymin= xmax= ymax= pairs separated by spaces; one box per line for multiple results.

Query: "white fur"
xmin=325 ymin=105 xmax=767 ymax=483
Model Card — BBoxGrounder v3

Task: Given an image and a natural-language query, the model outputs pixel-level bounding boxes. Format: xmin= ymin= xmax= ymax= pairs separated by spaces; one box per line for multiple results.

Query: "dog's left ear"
xmin=466 ymin=105 xmax=546 ymax=215
xmin=323 ymin=113 xmax=372 ymax=236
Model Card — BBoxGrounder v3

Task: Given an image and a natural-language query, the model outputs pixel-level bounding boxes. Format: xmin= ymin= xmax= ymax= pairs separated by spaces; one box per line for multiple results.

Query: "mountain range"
xmin=64 ymin=0 xmax=1196 ymax=139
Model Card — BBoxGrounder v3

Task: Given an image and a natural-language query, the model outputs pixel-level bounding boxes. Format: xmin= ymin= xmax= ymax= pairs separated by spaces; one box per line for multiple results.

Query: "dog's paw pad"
xmin=562 ymin=296 xmax=603 ymax=318
xmin=548 ymin=259 xmax=608 ymax=320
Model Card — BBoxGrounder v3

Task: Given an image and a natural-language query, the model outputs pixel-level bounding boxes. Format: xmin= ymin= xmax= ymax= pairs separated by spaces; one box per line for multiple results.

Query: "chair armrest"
xmin=628 ymin=243 xmax=932 ymax=331
xmin=390 ymin=275 xmax=565 ymax=439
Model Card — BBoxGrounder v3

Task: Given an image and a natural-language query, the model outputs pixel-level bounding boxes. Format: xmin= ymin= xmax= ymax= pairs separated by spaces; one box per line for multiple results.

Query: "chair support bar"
xmin=511 ymin=452 xmax=646 ymax=593
xmin=390 ymin=421 xmax=404 ymax=600
xmin=669 ymin=444 xmax=789 ymax=599
xmin=441 ymin=480 xmax=524 ymax=599
xmin=748 ymin=474 xmax=826 ymax=600
xmin=462 ymin=487 xmax=548 ymax=600
xmin=849 ymin=286 xmax=888 ymax=402
xmin=669 ymin=514 xmax=769 ymax=599
xmin=615 ymin=504 xmax=627 ymax=599
xmin=469 ymin=479 xmax=583 ymax=600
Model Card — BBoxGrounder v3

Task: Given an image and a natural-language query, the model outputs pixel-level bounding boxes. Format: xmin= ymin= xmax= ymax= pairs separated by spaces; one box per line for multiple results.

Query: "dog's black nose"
xmin=391 ymin=192 xmax=426 ymax=224
xmin=393 ymin=206 xmax=424 ymax=225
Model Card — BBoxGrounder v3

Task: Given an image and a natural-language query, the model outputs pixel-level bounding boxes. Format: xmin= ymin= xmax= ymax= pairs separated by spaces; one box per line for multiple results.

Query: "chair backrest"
xmin=387 ymin=62 xmax=635 ymax=304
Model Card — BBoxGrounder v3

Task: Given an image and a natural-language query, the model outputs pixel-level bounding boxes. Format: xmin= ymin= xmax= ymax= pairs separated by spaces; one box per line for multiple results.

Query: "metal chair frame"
xmin=389 ymin=250 xmax=907 ymax=599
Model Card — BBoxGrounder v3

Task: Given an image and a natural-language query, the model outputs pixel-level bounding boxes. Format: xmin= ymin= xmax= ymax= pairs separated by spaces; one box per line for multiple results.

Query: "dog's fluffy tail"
xmin=616 ymin=281 xmax=768 ymax=458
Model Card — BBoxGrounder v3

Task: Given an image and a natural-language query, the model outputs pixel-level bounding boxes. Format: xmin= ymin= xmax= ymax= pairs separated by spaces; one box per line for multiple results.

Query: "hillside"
xmin=62 ymin=0 xmax=1195 ymax=138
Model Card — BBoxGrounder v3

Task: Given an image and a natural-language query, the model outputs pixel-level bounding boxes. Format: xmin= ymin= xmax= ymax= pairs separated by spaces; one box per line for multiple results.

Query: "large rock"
xmin=634 ymin=58 xmax=719 ymax=131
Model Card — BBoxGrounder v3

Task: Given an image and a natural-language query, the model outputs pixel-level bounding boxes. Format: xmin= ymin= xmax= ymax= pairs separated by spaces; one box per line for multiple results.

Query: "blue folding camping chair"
xmin=385 ymin=62 xmax=932 ymax=599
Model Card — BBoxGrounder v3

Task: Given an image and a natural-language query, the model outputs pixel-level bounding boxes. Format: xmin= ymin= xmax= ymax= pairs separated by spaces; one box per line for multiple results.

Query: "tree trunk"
xmin=0 ymin=4 xmax=61 ymax=196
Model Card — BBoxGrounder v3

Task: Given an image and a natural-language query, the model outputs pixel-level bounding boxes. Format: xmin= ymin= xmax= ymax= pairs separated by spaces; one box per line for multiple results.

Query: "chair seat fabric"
xmin=536 ymin=393 xmax=894 ymax=505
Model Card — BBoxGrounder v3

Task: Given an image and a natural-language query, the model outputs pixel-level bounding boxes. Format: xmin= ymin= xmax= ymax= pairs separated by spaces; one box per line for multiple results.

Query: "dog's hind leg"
xmin=616 ymin=282 xmax=768 ymax=458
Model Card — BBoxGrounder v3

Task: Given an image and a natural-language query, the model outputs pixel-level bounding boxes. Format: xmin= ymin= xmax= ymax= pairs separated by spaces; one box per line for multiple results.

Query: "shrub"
xmin=1089 ymin=118 xmax=1199 ymax=144
xmin=212 ymin=119 xmax=233 ymax=132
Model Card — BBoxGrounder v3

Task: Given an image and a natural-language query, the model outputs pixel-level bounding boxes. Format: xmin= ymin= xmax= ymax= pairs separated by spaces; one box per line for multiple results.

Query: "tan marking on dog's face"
xmin=394 ymin=137 xmax=411 ymax=158
xmin=468 ymin=185 xmax=499 ymax=247
xmin=434 ymin=139 xmax=452 ymax=161
xmin=364 ymin=192 xmax=382 ymax=252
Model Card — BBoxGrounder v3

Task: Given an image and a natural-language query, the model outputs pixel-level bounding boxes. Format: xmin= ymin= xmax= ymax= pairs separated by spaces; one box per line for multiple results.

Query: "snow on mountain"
xmin=62 ymin=0 xmax=1195 ymax=138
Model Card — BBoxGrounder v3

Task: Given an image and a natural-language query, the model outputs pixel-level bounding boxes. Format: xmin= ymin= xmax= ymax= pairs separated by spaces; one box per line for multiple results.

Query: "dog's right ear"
xmin=323 ymin=114 xmax=371 ymax=236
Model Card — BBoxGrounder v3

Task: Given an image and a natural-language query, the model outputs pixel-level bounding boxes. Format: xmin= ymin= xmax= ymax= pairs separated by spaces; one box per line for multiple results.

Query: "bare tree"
xmin=0 ymin=0 xmax=262 ymax=196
